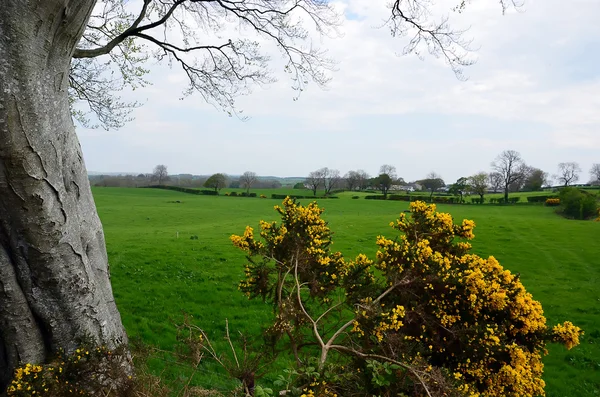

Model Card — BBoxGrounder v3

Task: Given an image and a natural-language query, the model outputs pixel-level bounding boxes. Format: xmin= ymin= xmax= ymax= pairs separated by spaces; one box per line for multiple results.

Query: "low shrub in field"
xmin=260 ymin=194 xmax=267 ymax=199
xmin=545 ymin=198 xmax=560 ymax=206
xmin=431 ymin=196 xmax=458 ymax=204
xmin=388 ymin=194 xmax=411 ymax=201
xmin=352 ymin=196 xmax=360 ymax=199
xmin=490 ymin=197 xmax=520 ymax=204
xmin=271 ymin=194 xmax=338 ymax=200
xmin=231 ymin=198 xmax=582 ymax=397
xmin=559 ymin=187 xmax=598 ymax=220
xmin=145 ymin=186 xmax=218 ymax=196
xmin=527 ymin=195 xmax=558 ymax=203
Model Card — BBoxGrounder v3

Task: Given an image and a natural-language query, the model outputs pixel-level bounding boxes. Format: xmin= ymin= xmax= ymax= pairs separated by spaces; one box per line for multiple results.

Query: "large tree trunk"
xmin=0 ymin=0 xmax=129 ymax=390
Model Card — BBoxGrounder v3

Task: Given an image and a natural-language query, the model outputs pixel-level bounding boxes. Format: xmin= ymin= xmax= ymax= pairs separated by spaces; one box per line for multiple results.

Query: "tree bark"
xmin=0 ymin=0 xmax=129 ymax=390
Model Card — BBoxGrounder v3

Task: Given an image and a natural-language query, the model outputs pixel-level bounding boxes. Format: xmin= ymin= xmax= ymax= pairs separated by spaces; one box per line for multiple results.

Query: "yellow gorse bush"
xmin=545 ymin=198 xmax=560 ymax=206
xmin=7 ymin=345 xmax=129 ymax=396
xmin=231 ymin=198 xmax=583 ymax=397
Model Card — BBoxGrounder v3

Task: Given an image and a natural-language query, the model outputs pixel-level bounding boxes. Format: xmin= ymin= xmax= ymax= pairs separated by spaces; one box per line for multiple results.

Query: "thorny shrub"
xmin=231 ymin=198 xmax=583 ymax=397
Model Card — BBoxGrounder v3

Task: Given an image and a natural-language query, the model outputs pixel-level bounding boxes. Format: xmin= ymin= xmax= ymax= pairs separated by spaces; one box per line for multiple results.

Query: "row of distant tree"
xmin=90 ymin=168 xmax=281 ymax=191
xmin=304 ymin=150 xmax=600 ymax=202
xmin=90 ymin=151 xmax=600 ymax=203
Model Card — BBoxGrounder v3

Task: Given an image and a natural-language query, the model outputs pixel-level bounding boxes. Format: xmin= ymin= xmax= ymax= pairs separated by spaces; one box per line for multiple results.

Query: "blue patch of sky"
xmin=344 ymin=9 xmax=365 ymax=21
xmin=557 ymin=40 xmax=600 ymax=83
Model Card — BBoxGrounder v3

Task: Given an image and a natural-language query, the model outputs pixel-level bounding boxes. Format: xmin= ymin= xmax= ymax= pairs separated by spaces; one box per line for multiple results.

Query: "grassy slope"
xmin=93 ymin=187 xmax=600 ymax=396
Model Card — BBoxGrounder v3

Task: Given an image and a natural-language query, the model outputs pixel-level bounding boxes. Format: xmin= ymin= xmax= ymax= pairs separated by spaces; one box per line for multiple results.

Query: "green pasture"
xmin=93 ymin=187 xmax=600 ymax=396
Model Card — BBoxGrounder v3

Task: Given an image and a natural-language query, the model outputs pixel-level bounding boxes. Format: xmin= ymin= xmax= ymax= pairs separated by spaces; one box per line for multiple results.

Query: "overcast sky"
xmin=78 ymin=0 xmax=600 ymax=183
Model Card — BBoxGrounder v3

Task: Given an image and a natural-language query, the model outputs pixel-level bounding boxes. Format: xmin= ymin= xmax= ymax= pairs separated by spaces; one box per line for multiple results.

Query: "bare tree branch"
xmin=384 ymin=0 xmax=522 ymax=79
xmin=73 ymin=0 xmax=176 ymax=58
xmin=555 ymin=162 xmax=582 ymax=186
xmin=70 ymin=0 xmax=339 ymax=127
xmin=68 ymin=0 xmax=519 ymax=128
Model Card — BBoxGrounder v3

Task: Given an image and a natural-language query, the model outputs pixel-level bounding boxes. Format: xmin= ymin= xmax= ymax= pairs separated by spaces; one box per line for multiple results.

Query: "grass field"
xmin=93 ymin=187 xmax=600 ymax=396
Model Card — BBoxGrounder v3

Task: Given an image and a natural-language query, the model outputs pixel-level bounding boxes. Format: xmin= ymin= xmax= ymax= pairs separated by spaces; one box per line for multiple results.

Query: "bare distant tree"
xmin=356 ymin=170 xmax=370 ymax=191
xmin=469 ymin=172 xmax=488 ymax=202
xmin=488 ymin=172 xmax=503 ymax=193
xmin=306 ymin=168 xmax=327 ymax=196
xmin=152 ymin=164 xmax=169 ymax=185
xmin=306 ymin=167 xmax=340 ymax=196
xmin=380 ymin=164 xmax=398 ymax=179
xmin=345 ymin=170 xmax=371 ymax=191
xmin=590 ymin=163 xmax=600 ymax=184
xmin=418 ymin=172 xmax=445 ymax=201
xmin=491 ymin=150 xmax=527 ymax=203
xmin=324 ymin=169 xmax=341 ymax=196
xmin=555 ymin=162 xmax=582 ymax=186
xmin=240 ymin=171 xmax=258 ymax=194
xmin=345 ymin=171 xmax=360 ymax=191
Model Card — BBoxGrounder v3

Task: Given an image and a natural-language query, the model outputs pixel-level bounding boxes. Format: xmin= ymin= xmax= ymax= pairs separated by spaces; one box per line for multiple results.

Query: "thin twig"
xmin=225 ymin=319 xmax=240 ymax=369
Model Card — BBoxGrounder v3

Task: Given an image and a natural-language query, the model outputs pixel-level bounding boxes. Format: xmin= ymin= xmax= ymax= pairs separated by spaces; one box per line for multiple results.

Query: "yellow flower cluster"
xmin=232 ymin=197 xmax=348 ymax=300
xmin=545 ymin=198 xmax=560 ymax=206
xmin=7 ymin=361 xmax=83 ymax=396
xmin=230 ymin=226 xmax=264 ymax=252
xmin=373 ymin=305 xmax=405 ymax=342
xmin=356 ymin=201 xmax=582 ymax=396
xmin=7 ymin=364 xmax=45 ymax=395
xmin=456 ymin=343 xmax=546 ymax=397
xmin=300 ymin=381 xmax=338 ymax=397
xmin=552 ymin=321 xmax=584 ymax=349
xmin=7 ymin=346 xmax=116 ymax=396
